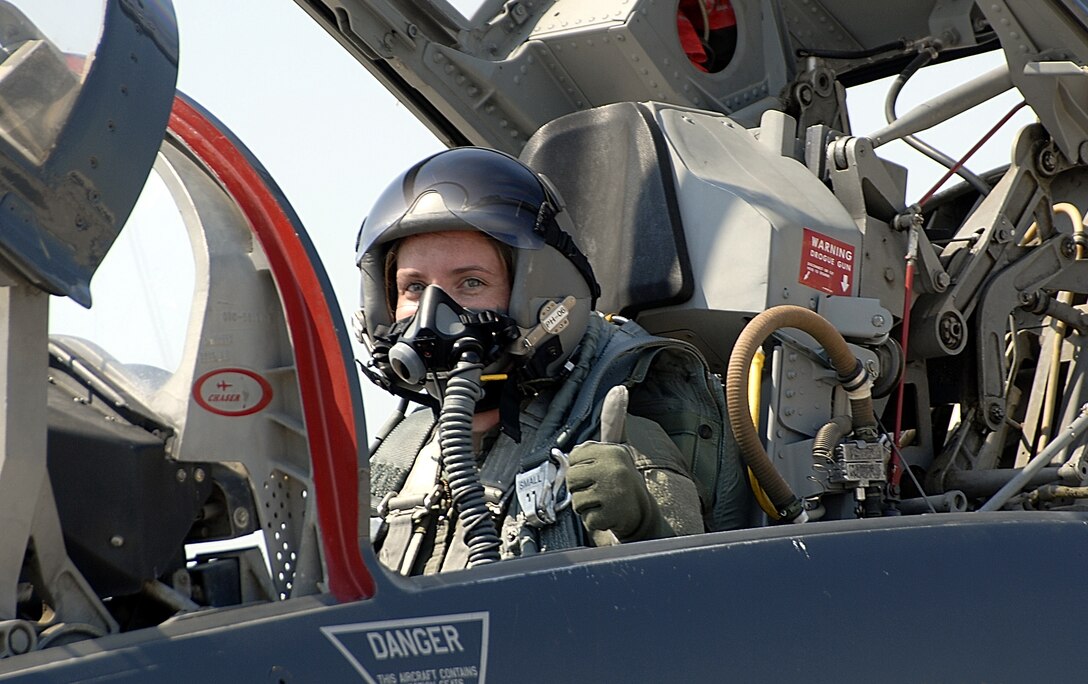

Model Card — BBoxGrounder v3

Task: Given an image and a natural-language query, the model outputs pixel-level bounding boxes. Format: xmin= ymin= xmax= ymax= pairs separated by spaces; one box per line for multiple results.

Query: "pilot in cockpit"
xmin=354 ymin=147 xmax=750 ymax=575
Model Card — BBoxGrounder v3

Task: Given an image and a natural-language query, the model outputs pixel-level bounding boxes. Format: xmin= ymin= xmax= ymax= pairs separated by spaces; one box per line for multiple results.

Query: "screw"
xmin=795 ymin=82 xmax=814 ymax=106
xmin=871 ymin=314 xmax=886 ymax=328
xmin=233 ymin=507 xmax=250 ymax=529
xmin=938 ymin=312 xmax=963 ymax=348
xmin=194 ymin=468 xmax=205 ymax=483
xmin=988 ymin=403 xmax=1005 ymax=423
xmin=110 ymin=535 xmax=124 ymax=547
xmin=176 ymin=468 xmax=187 ymax=483
xmin=1061 ymin=237 xmax=1077 ymax=259
xmin=1038 ymin=148 xmax=1058 ymax=176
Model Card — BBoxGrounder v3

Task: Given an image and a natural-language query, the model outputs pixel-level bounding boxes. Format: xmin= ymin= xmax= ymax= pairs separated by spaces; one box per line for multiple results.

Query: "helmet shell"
xmin=356 ymin=147 xmax=599 ymax=382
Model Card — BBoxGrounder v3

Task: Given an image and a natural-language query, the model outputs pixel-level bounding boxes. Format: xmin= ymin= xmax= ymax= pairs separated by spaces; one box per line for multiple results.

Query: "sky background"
xmin=40 ymin=1 xmax=1035 ymax=433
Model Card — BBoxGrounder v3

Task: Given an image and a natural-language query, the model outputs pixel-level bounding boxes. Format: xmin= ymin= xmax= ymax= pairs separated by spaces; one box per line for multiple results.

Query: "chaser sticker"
xmin=192 ymin=368 xmax=273 ymax=417
xmin=323 ymin=612 xmax=489 ymax=684
xmin=799 ymin=227 xmax=856 ymax=295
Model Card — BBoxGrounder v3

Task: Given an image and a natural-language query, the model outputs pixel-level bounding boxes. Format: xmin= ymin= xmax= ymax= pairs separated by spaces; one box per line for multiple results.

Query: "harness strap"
xmin=552 ymin=318 xmax=706 ymax=452
xmin=537 ymin=507 xmax=583 ymax=552
xmin=369 ymin=409 xmax=436 ymax=513
xmin=377 ymin=438 xmax=442 ymax=574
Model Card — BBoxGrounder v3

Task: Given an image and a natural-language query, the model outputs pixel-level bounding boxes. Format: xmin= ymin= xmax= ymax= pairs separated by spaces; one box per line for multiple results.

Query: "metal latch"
xmin=515 ymin=449 xmax=572 ymax=527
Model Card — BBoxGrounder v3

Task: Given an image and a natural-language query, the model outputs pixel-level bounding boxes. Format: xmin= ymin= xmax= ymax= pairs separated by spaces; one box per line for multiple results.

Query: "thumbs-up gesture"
xmin=567 ymin=386 xmax=671 ymax=542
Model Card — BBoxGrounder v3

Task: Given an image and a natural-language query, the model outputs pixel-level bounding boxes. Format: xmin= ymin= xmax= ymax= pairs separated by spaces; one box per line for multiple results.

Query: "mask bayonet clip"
xmin=510 ymin=296 xmax=577 ymax=357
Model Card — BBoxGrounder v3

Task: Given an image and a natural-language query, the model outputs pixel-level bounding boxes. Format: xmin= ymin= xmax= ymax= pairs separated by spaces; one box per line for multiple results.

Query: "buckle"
xmin=514 ymin=448 xmax=572 ymax=527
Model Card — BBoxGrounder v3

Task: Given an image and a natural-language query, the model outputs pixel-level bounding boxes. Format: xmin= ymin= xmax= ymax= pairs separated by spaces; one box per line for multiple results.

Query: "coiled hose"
xmin=812 ymin=415 xmax=854 ymax=465
xmin=438 ymin=346 xmax=501 ymax=567
xmin=726 ymin=305 xmax=876 ymax=521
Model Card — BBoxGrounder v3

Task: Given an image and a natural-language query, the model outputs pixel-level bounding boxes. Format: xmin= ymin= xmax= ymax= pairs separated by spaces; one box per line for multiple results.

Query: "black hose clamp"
xmin=838 ymin=358 xmax=869 ymax=394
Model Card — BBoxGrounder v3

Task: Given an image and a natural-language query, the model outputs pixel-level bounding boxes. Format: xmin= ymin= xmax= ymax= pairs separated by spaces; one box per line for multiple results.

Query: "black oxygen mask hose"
xmin=437 ymin=340 xmax=501 ymax=567
xmin=379 ymin=286 xmax=512 ymax=566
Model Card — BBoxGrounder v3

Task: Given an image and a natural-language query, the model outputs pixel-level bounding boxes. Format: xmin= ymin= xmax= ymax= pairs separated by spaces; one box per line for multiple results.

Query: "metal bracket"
xmin=976 ymin=234 xmax=1078 ymax=429
xmin=909 ymin=124 xmax=1056 ymax=359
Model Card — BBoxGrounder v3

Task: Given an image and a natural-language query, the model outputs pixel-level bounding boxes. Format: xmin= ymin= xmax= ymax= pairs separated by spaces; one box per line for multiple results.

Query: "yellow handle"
xmin=746 ymin=349 xmax=780 ymax=520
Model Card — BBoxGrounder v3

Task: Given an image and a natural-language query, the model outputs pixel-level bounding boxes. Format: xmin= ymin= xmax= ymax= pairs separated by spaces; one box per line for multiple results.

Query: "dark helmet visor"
xmin=356 ymin=147 xmax=549 ymax=264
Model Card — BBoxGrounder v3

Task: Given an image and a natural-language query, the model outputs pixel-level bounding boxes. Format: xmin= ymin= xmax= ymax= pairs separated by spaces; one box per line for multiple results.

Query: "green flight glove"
xmin=567 ymin=386 xmax=673 ymax=542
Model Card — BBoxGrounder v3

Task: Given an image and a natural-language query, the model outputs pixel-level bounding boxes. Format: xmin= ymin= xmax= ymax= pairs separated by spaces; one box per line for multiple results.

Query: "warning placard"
xmin=799 ymin=227 xmax=856 ymax=295
xmin=323 ymin=612 xmax=489 ymax=684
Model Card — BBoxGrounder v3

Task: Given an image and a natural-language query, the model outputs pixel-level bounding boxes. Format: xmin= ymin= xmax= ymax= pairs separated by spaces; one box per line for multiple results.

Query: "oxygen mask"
xmin=377 ymin=285 xmax=518 ymax=388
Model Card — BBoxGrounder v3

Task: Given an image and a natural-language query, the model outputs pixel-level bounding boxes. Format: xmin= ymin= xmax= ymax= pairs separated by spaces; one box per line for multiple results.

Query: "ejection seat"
xmin=520 ymin=102 xmax=695 ymax=323
xmin=520 ymin=104 xmax=751 ymax=532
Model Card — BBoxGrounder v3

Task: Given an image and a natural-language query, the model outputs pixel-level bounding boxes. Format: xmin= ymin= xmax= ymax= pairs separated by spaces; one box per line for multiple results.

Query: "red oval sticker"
xmin=192 ymin=368 xmax=273 ymax=417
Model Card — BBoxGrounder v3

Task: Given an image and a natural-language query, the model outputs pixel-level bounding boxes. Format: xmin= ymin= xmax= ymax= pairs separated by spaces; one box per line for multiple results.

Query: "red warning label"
xmin=193 ymin=368 xmax=273 ymax=417
xmin=799 ymin=227 xmax=856 ymax=295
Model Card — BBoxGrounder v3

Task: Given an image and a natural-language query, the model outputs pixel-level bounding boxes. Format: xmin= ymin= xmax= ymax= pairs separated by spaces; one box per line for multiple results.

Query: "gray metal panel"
xmin=150 ymin=140 xmax=321 ymax=600
xmin=656 ymin=104 xmax=861 ymax=312
xmin=296 ymin=0 xmax=794 ymax=152
xmin=296 ymin=0 xmax=1006 ymax=155
xmin=979 ymin=0 xmax=1088 ymax=163
xmin=781 ymin=0 xmax=938 ymax=52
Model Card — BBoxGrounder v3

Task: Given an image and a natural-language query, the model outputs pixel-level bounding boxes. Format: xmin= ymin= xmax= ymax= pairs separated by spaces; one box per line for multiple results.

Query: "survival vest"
xmin=366 ymin=314 xmax=749 ymax=575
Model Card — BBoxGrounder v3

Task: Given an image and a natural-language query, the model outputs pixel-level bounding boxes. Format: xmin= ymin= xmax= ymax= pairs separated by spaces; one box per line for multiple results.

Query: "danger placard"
xmin=323 ymin=612 xmax=489 ymax=684
xmin=799 ymin=227 xmax=856 ymax=295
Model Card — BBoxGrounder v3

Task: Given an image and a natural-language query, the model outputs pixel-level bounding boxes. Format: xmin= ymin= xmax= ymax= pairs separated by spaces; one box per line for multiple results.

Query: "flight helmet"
xmin=355 ymin=147 xmax=600 ymax=394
